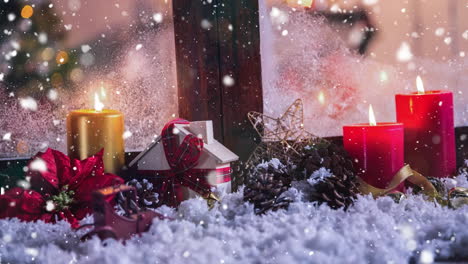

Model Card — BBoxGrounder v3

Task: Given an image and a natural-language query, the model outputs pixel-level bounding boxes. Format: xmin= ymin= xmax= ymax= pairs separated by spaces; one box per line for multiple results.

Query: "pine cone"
xmin=297 ymin=140 xmax=355 ymax=180
xmin=127 ymin=179 xmax=160 ymax=209
xmin=232 ymin=160 xmax=255 ymax=191
xmin=297 ymin=140 xmax=359 ymax=209
xmin=244 ymin=159 xmax=293 ymax=215
xmin=308 ymin=172 xmax=360 ymax=209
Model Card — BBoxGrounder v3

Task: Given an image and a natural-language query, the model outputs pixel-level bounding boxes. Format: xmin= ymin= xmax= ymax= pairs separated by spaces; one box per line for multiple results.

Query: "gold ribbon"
xmin=204 ymin=192 xmax=221 ymax=209
xmin=358 ymin=164 xmax=438 ymax=199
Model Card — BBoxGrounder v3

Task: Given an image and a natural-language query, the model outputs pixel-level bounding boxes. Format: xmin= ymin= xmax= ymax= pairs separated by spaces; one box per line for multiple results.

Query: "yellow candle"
xmin=66 ymin=94 xmax=125 ymax=174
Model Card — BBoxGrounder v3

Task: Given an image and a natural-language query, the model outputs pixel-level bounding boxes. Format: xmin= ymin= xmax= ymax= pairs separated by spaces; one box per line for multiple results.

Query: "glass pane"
xmin=0 ymin=0 xmax=177 ymax=157
xmin=260 ymin=0 xmax=467 ymax=137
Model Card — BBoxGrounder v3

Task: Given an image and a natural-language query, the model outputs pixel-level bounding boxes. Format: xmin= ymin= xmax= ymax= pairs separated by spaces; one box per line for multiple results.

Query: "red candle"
xmin=395 ymin=76 xmax=456 ymax=178
xmin=343 ymin=106 xmax=404 ymax=191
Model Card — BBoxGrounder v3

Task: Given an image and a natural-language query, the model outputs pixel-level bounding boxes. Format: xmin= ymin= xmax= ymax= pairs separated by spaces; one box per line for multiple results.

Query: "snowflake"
xmin=38 ymin=33 xmax=47 ymax=44
xmin=222 ymin=75 xmax=235 ymax=87
xmin=2 ymin=132 xmax=12 ymax=141
xmin=153 ymin=13 xmax=163 ymax=23
xmin=396 ymin=42 xmax=413 ymax=62
xmin=81 ymin=44 xmax=91 ymax=53
xmin=435 ymin=27 xmax=445 ymax=36
xmin=123 ymin=130 xmax=132 ymax=139
xmin=19 ymin=97 xmax=38 ymax=111
xmin=362 ymin=0 xmax=379 ymax=5
xmin=29 ymin=158 xmax=47 ymax=172
xmin=47 ymin=89 xmax=58 ymax=101
xmin=201 ymin=19 xmax=212 ymax=30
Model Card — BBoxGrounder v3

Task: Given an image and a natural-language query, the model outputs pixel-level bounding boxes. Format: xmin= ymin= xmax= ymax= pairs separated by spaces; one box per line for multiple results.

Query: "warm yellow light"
xmin=51 ymin=73 xmax=63 ymax=87
xmin=94 ymin=93 xmax=104 ymax=111
xmin=318 ymin=91 xmax=325 ymax=105
xmin=56 ymin=51 xmax=69 ymax=65
xmin=21 ymin=5 xmax=34 ymax=19
xmin=369 ymin=104 xmax=377 ymax=126
xmin=69 ymin=68 xmax=84 ymax=83
xmin=416 ymin=75 xmax=425 ymax=94
xmin=286 ymin=0 xmax=314 ymax=8
xmin=41 ymin=48 xmax=54 ymax=61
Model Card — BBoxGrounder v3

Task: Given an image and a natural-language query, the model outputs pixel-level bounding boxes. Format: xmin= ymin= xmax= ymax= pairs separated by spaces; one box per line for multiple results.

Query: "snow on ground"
xmin=0 ymin=174 xmax=467 ymax=264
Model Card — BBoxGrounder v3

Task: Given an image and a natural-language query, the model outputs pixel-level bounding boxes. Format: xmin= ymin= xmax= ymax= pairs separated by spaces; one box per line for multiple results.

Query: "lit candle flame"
xmin=94 ymin=93 xmax=104 ymax=111
xmin=369 ymin=104 xmax=377 ymax=126
xmin=318 ymin=91 xmax=325 ymax=105
xmin=286 ymin=0 xmax=314 ymax=8
xmin=416 ymin=75 xmax=425 ymax=94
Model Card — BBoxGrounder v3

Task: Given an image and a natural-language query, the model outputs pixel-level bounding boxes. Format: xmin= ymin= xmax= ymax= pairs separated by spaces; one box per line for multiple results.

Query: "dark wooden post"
xmin=216 ymin=0 xmax=263 ymax=160
xmin=172 ymin=1 xmax=224 ymax=140
xmin=173 ymin=1 xmax=263 ymax=161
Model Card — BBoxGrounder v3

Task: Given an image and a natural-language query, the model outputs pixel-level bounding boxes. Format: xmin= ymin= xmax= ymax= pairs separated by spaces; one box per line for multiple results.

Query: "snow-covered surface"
xmin=307 ymin=167 xmax=333 ymax=185
xmin=1 ymin=173 xmax=467 ymax=264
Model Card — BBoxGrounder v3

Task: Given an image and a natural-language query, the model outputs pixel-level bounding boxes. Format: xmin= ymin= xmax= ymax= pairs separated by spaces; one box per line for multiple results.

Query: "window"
xmin=0 ymin=0 xmax=177 ymax=157
xmin=261 ymin=0 xmax=467 ymax=137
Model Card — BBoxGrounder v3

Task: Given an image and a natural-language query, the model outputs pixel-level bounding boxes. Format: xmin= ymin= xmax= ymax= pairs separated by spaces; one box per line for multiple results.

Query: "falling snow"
xmin=396 ymin=41 xmax=413 ymax=62
xmin=435 ymin=27 xmax=445 ymax=37
xmin=153 ymin=13 xmax=163 ymax=23
xmin=444 ymin=37 xmax=452 ymax=45
xmin=47 ymin=89 xmax=58 ymax=101
xmin=200 ymin=19 xmax=212 ymax=30
xmin=37 ymin=33 xmax=47 ymax=44
xmin=45 ymin=201 xmax=55 ymax=212
xmin=222 ymin=75 xmax=235 ymax=87
xmin=81 ymin=44 xmax=91 ymax=53
xmin=362 ymin=0 xmax=379 ymax=6
xmin=2 ymin=132 xmax=11 ymax=141
xmin=19 ymin=97 xmax=38 ymax=111
xmin=462 ymin=30 xmax=468 ymax=40
xmin=29 ymin=158 xmax=47 ymax=172
xmin=122 ymin=130 xmax=132 ymax=140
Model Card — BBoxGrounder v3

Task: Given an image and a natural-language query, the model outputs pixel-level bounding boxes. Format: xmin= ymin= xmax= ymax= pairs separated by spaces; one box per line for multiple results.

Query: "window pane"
xmin=0 ymin=0 xmax=177 ymax=157
xmin=261 ymin=0 xmax=467 ymax=137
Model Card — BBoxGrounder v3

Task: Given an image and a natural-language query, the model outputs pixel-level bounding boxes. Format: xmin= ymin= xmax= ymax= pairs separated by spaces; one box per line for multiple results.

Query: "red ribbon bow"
xmin=158 ymin=119 xmax=213 ymax=206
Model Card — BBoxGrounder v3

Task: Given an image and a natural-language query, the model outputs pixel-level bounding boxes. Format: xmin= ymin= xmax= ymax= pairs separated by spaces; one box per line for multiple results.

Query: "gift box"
xmin=129 ymin=119 xmax=238 ymax=207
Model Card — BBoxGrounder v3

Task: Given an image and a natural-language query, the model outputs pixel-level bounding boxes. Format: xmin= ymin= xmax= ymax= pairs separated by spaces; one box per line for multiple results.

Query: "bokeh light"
xmin=41 ymin=48 xmax=54 ymax=61
xmin=21 ymin=5 xmax=34 ymax=19
xmin=55 ymin=51 xmax=69 ymax=65
xmin=70 ymin=68 xmax=84 ymax=83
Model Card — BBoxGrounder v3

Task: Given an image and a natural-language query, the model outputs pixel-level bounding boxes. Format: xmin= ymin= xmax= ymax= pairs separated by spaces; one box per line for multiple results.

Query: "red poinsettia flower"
xmin=0 ymin=149 xmax=123 ymax=228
